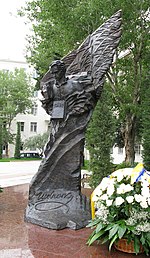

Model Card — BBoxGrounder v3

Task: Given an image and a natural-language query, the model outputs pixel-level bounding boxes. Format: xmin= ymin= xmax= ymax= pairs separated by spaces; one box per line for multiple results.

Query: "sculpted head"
xmin=50 ymin=60 xmax=66 ymax=81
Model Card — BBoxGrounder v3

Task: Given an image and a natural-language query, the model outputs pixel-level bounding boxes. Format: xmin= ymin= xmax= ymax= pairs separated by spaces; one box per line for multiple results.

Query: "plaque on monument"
xmin=51 ymin=100 xmax=65 ymax=119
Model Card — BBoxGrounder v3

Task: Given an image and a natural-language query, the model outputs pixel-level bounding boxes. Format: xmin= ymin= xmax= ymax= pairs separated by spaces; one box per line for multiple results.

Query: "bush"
xmin=115 ymin=162 xmax=138 ymax=171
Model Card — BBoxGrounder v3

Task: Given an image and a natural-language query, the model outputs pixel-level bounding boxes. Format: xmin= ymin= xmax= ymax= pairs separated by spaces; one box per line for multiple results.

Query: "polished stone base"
xmin=1 ymin=184 xmax=145 ymax=258
xmin=25 ymin=190 xmax=91 ymax=230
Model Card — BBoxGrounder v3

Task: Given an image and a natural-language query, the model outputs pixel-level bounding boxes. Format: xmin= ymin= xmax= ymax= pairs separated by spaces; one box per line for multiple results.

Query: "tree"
xmin=141 ymin=72 xmax=150 ymax=170
xmin=14 ymin=122 xmax=21 ymax=159
xmin=0 ymin=121 xmax=2 ymax=159
xmin=86 ymin=88 xmax=116 ymax=188
xmin=19 ymin=0 xmax=149 ymax=165
xmin=0 ymin=69 xmax=33 ymax=156
xmin=0 ymin=69 xmax=33 ymax=126
xmin=24 ymin=132 xmax=49 ymax=156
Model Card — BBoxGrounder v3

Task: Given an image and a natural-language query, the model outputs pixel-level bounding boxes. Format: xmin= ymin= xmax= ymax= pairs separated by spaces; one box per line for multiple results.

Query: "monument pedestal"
xmin=25 ymin=189 xmax=91 ymax=229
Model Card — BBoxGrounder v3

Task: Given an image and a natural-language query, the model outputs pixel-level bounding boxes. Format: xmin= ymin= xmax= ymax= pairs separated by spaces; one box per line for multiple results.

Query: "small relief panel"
xmin=51 ymin=100 xmax=65 ymax=119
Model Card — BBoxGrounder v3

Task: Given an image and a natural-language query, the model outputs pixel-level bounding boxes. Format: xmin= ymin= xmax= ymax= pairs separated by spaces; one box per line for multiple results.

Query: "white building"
xmin=111 ymin=145 xmax=143 ymax=164
xmin=0 ymin=58 xmax=50 ymax=157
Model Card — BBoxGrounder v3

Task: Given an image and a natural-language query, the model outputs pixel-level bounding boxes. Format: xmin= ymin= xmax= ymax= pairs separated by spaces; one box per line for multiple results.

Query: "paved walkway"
xmin=0 ymin=161 xmax=41 ymax=187
xmin=0 ymin=161 xmax=90 ymax=188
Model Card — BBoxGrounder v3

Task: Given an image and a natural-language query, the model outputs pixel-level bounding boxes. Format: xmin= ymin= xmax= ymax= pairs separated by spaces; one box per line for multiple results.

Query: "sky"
xmin=0 ymin=0 xmax=30 ymax=61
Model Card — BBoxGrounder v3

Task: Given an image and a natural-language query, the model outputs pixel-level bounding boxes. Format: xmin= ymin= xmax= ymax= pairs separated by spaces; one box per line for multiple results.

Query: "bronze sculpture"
xmin=25 ymin=10 xmax=122 ymax=229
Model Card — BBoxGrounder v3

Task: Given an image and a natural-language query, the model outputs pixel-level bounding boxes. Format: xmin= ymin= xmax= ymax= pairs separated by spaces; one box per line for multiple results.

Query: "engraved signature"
xmin=35 ymin=201 xmax=70 ymax=212
xmin=36 ymin=191 xmax=73 ymax=203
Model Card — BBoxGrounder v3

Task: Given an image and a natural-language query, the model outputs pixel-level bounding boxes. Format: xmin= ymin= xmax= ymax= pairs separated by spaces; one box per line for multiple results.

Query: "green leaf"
xmin=87 ymin=229 xmax=96 ymax=245
xmin=146 ymin=232 xmax=150 ymax=242
xmin=86 ymin=218 xmax=101 ymax=228
xmin=140 ymin=233 xmax=145 ymax=245
xmin=96 ymin=223 xmax=104 ymax=233
xmin=109 ymin=234 xmax=118 ymax=251
xmin=134 ymin=236 xmax=140 ymax=254
xmin=101 ymin=235 xmax=109 ymax=244
xmin=109 ymin=224 xmax=119 ymax=240
xmin=118 ymin=225 xmax=126 ymax=239
xmin=88 ymin=229 xmax=106 ymax=246
xmin=105 ymin=224 xmax=114 ymax=231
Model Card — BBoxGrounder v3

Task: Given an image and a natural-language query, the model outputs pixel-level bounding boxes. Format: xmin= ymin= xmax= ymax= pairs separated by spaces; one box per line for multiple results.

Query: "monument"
xmin=25 ymin=11 xmax=122 ymax=229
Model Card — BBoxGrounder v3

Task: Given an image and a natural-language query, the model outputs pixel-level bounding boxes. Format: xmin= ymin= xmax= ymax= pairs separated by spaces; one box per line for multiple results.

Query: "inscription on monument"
xmin=51 ymin=100 xmax=65 ymax=119
xmin=34 ymin=191 xmax=74 ymax=212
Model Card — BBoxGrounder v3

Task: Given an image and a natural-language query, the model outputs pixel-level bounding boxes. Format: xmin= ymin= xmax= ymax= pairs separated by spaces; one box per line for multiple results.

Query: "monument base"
xmin=25 ymin=190 xmax=91 ymax=230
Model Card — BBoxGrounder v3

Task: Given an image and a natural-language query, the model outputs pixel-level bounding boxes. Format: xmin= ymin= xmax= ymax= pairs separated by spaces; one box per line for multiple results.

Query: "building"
xmin=111 ymin=145 xmax=143 ymax=164
xmin=0 ymin=58 xmax=49 ymax=157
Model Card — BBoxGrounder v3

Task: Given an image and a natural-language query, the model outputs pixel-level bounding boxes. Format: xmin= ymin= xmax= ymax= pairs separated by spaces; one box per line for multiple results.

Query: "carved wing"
xmin=66 ymin=10 xmax=122 ymax=89
xmin=41 ymin=10 xmax=122 ymax=91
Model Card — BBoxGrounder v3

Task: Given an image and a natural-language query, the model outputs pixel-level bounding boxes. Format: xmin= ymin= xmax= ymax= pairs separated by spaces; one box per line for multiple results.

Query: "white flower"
xmin=93 ymin=187 xmax=102 ymax=198
xmin=115 ymin=196 xmax=125 ymax=206
xmin=148 ymin=197 xmax=150 ymax=206
xmin=136 ymin=222 xmax=150 ymax=232
xmin=95 ymin=204 xmax=109 ymax=223
xmin=107 ymin=185 xmax=115 ymax=196
xmin=106 ymin=199 xmax=113 ymax=206
xmin=100 ymin=177 xmax=110 ymax=191
xmin=140 ymin=200 xmax=148 ymax=209
xmin=126 ymin=196 xmax=134 ymax=203
xmin=134 ymin=194 xmax=142 ymax=203
xmin=117 ymin=183 xmax=126 ymax=194
xmin=100 ymin=194 xmax=108 ymax=200
xmin=117 ymin=183 xmax=133 ymax=195
xmin=141 ymin=179 xmax=149 ymax=187
xmin=124 ymin=184 xmax=134 ymax=192
xmin=117 ymin=173 xmax=124 ymax=182
xmin=92 ymin=195 xmax=100 ymax=202
xmin=141 ymin=186 xmax=150 ymax=198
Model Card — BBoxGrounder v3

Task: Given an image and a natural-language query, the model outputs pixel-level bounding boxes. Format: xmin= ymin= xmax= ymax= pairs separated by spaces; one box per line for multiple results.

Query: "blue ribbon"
xmin=135 ymin=168 xmax=147 ymax=182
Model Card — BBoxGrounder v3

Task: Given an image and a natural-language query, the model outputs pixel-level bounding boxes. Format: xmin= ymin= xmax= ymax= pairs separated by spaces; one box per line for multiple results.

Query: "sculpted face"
xmin=50 ymin=61 xmax=66 ymax=82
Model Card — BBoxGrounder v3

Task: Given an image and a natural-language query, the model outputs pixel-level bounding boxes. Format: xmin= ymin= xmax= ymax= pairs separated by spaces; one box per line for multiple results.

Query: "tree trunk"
xmin=124 ymin=114 xmax=136 ymax=166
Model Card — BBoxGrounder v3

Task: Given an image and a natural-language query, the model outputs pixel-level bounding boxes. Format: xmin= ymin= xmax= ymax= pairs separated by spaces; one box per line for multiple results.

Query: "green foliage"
xmin=82 ymin=159 xmax=90 ymax=170
xmin=0 ymin=186 xmax=3 ymax=193
xmin=0 ymin=69 xmax=33 ymax=157
xmin=24 ymin=132 xmax=49 ymax=155
xmin=14 ymin=122 xmax=21 ymax=159
xmin=141 ymin=73 xmax=150 ymax=170
xmin=0 ymin=157 xmax=41 ymax=162
xmin=0 ymin=122 xmax=2 ymax=159
xmin=115 ymin=161 xmax=138 ymax=171
xmin=86 ymin=89 xmax=116 ymax=188
xmin=0 ymin=69 xmax=33 ymax=121
xmin=19 ymin=0 xmax=150 ymax=164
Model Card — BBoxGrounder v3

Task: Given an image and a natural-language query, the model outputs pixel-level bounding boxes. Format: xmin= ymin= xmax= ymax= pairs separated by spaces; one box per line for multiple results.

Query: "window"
xmin=47 ymin=122 xmax=51 ymax=131
xmin=33 ymin=91 xmax=38 ymax=97
xmin=31 ymin=104 xmax=38 ymax=115
xmin=110 ymin=147 xmax=113 ymax=154
xmin=32 ymin=70 xmax=38 ymax=79
xmin=30 ymin=122 xmax=37 ymax=132
xmin=118 ymin=147 xmax=123 ymax=154
xmin=20 ymin=122 xmax=24 ymax=132
xmin=20 ymin=143 xmax=24 ymax=151
xmin=135 ymin=144 xmax=141 ymax=155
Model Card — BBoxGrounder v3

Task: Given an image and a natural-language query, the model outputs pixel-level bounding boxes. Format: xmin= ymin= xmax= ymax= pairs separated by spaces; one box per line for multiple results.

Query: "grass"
xmin=82 ymin=159 xmax=90 ymax=170
xmin=0 ymin=157 xmax=42 ymax=162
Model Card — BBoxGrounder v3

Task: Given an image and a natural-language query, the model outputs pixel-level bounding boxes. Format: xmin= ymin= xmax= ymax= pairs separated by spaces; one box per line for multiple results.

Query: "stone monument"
xmin=25 ymin=11 xmax=122 ymax=229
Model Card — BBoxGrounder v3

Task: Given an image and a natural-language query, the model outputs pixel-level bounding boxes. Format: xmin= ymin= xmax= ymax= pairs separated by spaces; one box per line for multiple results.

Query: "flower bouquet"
xmin=87 ymin=163 xmax=150 ymax=255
